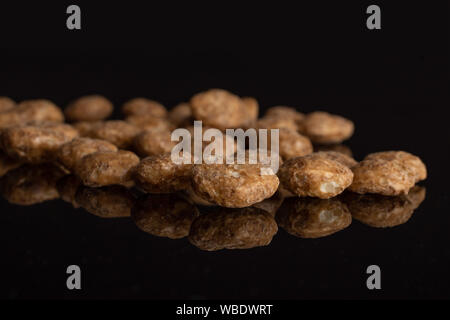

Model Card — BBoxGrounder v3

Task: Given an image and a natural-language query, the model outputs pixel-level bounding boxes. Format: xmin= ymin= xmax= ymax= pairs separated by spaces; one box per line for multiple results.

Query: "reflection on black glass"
xmin=342 ymin=186 xmax=426 ymax=228
xmin=276 ymin=197 xmax=352 ymax=238
xmin=188 ymin=207 xmax=278 ymax=251
xmin=132 ymin=193 xmax=199 ymax=239
xmin=0 ymin=163 xmax=66 ymax=205
xmin=0 ymin=164 xmax=427 ymax=250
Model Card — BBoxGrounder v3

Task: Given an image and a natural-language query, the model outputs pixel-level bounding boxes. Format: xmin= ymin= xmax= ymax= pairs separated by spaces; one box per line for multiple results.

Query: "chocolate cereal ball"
xmin=65 ymin=95 xmax=113 ymax=122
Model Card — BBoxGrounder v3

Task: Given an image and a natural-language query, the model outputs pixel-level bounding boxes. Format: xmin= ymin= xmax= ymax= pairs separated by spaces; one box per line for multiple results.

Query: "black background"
xmin=0 ymin=1 xmax=449 ymax=300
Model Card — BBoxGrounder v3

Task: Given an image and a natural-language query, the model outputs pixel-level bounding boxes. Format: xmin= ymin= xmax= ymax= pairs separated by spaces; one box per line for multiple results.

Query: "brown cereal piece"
xmin=190 ymin=89 xmax=247 ymax=129
xmin=188 ymin=207 xmax=278 ymax=251
xmin=314 ymin=151 xmax=358 ymax=168
xmin=184 ymin=186 xmax=215 ymax=206
xmin=0 ymin=123 xmax=79 ymax=163
xmin=191 ymin=156 xmax=279 ymax=208
xmin=314 ymin=144 xmax=353 ymax=157
xmin=0 ymin=152 xmax=23 ymax=177
xmin=132 ymin=193 xmax=199 ymax=239
xmin=343 ymin=186 xmax=426 ymax=228
xmin=122 ymin=98 xmax=167 ymax=117
xmin=270 ymin=128 xmax=313 ymax=160
xmin=133 ymin=129 xmax=176 ymax=157
xmin=0 ymin=97 xmax=16 ymax=113
xmin=185 ymin=125 xmax=237 ymax=158
xmin=265 ymin=106 xmax=305 ymax=132
xmin=252 ymin=191 xmax=284 ymax=217
xmin=276 ymin=197 xmax=352 ymax=238
xmin=75 ymin=150 xmax=139 ymax=187
xmin=304 ymin=111 xmax=354 ymax=144
xmin=365 ymin=151 xmax=427 ymax=183
xmin=134 ymin=153 xmax=192 ymax=193
xmin=57 ymin=137 xmax=118 ymax=172
xmin=87 ymin=120 xmax=141 ymax=149
xmin=168 ymin=102 xmax=193 ymax=127
xmin=0 ymin=164 xmax=65 ymax=205
xmin=256 ymin=115 xmax=299 ymax=132
xmin=349 ymin=156 xmax=417 ymax=196
xmin=241 ymin=97 xmax=259 ymax=124
xmin=56 ymin=174 xmax=82 ymax=208
xmin=278 ymin=153 xmax=354 ymax=199
xmin=0 ymin=99 xmax=64 ymax=129
xmin=125 ymin=114 xmax=173 ymax=131
xmin=72 ymin=121 xmax=102 ymax=137
xmin=64 ymin=95 xmax=113 ymax=122
xmin=75 ymin=185 xmax=135 ymax=218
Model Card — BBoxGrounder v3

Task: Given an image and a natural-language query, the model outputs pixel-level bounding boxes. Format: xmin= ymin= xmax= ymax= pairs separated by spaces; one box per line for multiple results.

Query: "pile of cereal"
xmin=0 ymin=91 xmax=427 ymax=251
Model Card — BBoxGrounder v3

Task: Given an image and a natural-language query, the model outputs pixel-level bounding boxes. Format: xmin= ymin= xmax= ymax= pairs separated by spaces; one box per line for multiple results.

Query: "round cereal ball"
xmin=87 ymin=120 xmax=141 ymax=149
xmin=304 ymin=111 xmax=354 ymax=144
xmin=0 ymin=99 xmax=64 ymax=129
xmin=0 ymin=152 xmax=23 ymax=177
xmin=349 ymin=151 xmax=423 ymax=196
xmin=133 ymin=129 xmax=176 ymax=157
xmin=343 ymin=186 xmax=426 ymax=228
xmin=0 ymin=123 xmax=79 ymax=163
xmin=168 ymin=102 xmax=193 ymax=127
xmin=314 ymin=151 xmax=358 ymax=168
xmin=190 ymin=89 xmax=247 ymax=130
xmin=122 ymin=98 xmax=167 ymax=117
xmin=75 ymin=150 xmax=140 ymax=187
xmin=191 ymin=157 xmax=279 ymax=208
xmin=278 ymin=153 xmax=354 ymax=199
xmin=0 ymin=97 xmax=16 ymax=113
xmin=56 ymin=174 xmax=82 ymax=208
xmin=0 ymin=164 xmax=66 ymax=205
xmin=125 ymin=114 xmax=173 ymax=131
xmin=188 ymin=207 xmax=278 ymax=251
xmin=134 ymin=153 xmax=193 ymax=193
xmin=364 ymin=151 xmax=426 ymax=183
xmin=75 ymin=185 xmax=135 ymax=218
xmin=276 ymin=197 xmax=352 ymax=238
xmin=65 ymin=95 xmax=113 ymax=122
xmin=132 ymin=193 xmax=199 ymax=239
xmin=57 ymin=137 xmax=118 ymax=172
xmin=271 ymin=128 xmax=313 ymax=160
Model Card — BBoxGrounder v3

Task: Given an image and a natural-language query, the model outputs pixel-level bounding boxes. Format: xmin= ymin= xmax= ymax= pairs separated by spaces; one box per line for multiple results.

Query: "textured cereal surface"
xmin=57 ymin=137 xmax=118 ymax=171
xmin=304 ymin=111 xmax=354 ymax=144
xmin=0 ymin=164 xmax=66 ymax=205
xmin=72 ymin=121 xmax=102 ymax=137
xmin=342 ymin=186 xmax=426 ymax=227
xmin=278 ymin=153 xmax=354 ymax=199
xmin=276 ymin=197 xmax=352 ymax=238
xmin=241 ymin=97 xmax=259 ymax=125
xmin=75 ymin=185 xmax=135 ymax=218
xmin=275 ymin=128 xmax=313 ymax=160
xmin=192 ymin=158 xmax=279 ymax=208
xmin=134 ymin=153 xmax=192 ymax=193
xmin=256 ymin=116 xmax=299 ymax=132
xmin=314 ymin=144 xmax=353 ymax=157
xmin=349 ymin=151 xmax=424 ymax=195
xmin=264 ymin=106 xmax=305 ymax=132
xmin=75 ymin=150 xmax=139 ymax=187
xmin=314 ymin=151 xmax=358 ymax=168
xmin=122 ymin=98 xmax=167 ymax=117
xmin=125 ymin=114 xmax=173 ymax=131
xmin=190 ymin=89 xmax=247 ymax=129
xmin=87 ymin=120 xmax=141 ymax=149
xmin=168 ymin=102 xmax=193 ymax=127
xmin=132 ymin=193 xmax=199 ymax=239
xmin=188 ymin=207 xmax=278 ymax=251
xmin=65 ymin=95 xmax=113 ymax=122
xmin=1 ymin=123 xmax=79 ymax=163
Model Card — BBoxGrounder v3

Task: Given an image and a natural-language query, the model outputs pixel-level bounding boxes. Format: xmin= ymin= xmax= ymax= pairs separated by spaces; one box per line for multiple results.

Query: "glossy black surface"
xmin=0 ymin=2 xmax=448 ymax=299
